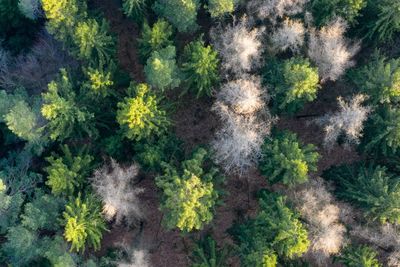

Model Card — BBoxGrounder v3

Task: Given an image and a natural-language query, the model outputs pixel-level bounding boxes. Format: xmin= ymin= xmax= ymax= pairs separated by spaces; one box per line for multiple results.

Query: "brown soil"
xmin=92 ymin=1 xmax=363 ymax=266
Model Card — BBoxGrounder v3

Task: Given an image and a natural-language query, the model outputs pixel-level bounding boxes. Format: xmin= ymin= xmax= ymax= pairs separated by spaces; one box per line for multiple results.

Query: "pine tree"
xmin=62 ymin=194 xmax=107 ymax=252
xmin=155 ymin=148 xmax=220 ymax=232
xmin=144 ymin=46 xmax=181 ymax=91
xmin=44 ymin=145 xmax=93 ymax=197
xmin=181 ymin=39 xmax=220 ymax=98
xmin=137 ymin=19 xmax=173 ymax=61
xmin=233 ymin=190 xmax=309 ymax=266
xmin=153 ymin=0 xmax=199 ymax=33
xmin=260 ymin=131 xmax=319 ymax=187
xmin=335 ymin=244 xmax=382 ymax=267
xmin=41 ymin=69 xmax=97 ymax=141
xmin=324 ymin=164 xmax=400 ymax=224
xmin=116 ymin=83 xmax=169 ymax=140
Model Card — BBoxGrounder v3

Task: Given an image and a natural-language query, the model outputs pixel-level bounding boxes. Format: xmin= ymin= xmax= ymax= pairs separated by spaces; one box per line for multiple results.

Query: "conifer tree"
xmin=206 ymin=0 xmax=236 ymax=18
xmin=122 ymin=0 xmax=147 ymax=24
xmin=335 ymin=244 xmax=382 ymax=267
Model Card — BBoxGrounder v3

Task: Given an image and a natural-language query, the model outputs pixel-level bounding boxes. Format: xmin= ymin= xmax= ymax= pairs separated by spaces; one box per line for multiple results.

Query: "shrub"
xmin=265 ymin=57 xmax=320 ymax=114
xmin=44 ymin=145 xmax=93 ymax=197
xmin=360 ymin=105 xmax=400 ymax=156
xmin=41 ymin=69 xmax=97 ymax=141
xmin=116 ymin=83 xmax=169 ymax=140
xmin=137 ymin=19 xmax=173 ymax=61
xmin=315 ymin=94 xmax=371 ymax=149
xmin=271 ymin=19 xmax=305 ymax=54
xmin=260 ymin=131 xmax=319 ymax=187
xmin=155 ymin=148 xmax=220 ymax=232
xmin=311 ymin=0 xmax=366 ymax=26
xmin=144 ymin=46 xmax=181 ymax=91
xmin=181 ymin=39 xmax=220 ymax=97
xmin=91 ymin=159 xmax=144 ymax=225
xmin=233 ymin=190 xmax=309 ymax=265
xmin=122 ymin=0 xmax=147 ymax=23
xmin=73 ymin=18 xmax=115 ymax=65
xmin=335 ymin=244 xmax=382 ymax=267
xmin=153 ymin=0 xmax=199 ymax=33
xmin=308 ymin=18 xmax=360 ymax=82
xmin=206 ymin=0 xmax=236 ymax=18
xmin=352 ymin=53 xmax=400 ymax=105
xmin=62 ymin=194 xmax=107 ymax=252
xmin=211 ymin=17 xmax=264 ymax=75
xmin=324 ymin=164 xmax=400 ymax=224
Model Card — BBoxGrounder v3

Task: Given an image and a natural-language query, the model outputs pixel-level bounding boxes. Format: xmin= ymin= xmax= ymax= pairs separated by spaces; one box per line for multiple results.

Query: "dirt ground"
xmin=92 ymin=1 xmax=362 ymax=266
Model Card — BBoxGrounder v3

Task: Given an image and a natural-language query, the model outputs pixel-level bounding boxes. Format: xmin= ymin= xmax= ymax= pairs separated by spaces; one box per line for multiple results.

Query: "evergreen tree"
xmin=62 ymin=194 xmax=107 ymax=252
xmin=116 ymin=83 xmax=170 ymax=140
xmin=311 ymin=0 xmax=366 ymax=26
xmin=44 ymin=145 xmax=93 ymax=197
xmin=137 ymin=19 xmax=174 ymax=61
xmin=153 ymin=0 xmax=199 ymax=33
xmin=181 ymin=39 xmax=220 ymax=98
xmin=155 ymin=148 xmax=220 ymax=232
xmin=324 ymin=164 xmax=400 ymax=224
xmin=265 ymin=57 xmax=320 ymax=114
xmin=122 ymin=0 xmax=147 ymax=24
xmin=260 ymin=131 xmax=319 ymax=187
xmin=335 ymin=244 xmax=382 ymax=267
xmin=144 ymin=46 xmax=181 ymax=91
xmin=233 ymin=190 xmax=309 ymax=265
xmin=0 ymin=179 xmax=24 ymax=234
xmin=206 ymin=0 xmax=236 ymax=18
xmin=352 ymin=53 xmax=400 ymax=105
xmin=83 ymin=65 xmax=114 ymax=97
xmin=191 ymin=236 xmax=231 ymax=267
xmin=41 ymin=69 xmax=97 ymax=141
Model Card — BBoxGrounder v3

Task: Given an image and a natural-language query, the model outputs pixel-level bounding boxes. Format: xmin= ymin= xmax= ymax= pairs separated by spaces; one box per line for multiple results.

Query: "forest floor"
xmin=93 ymin=1 xmax=361 ymax=266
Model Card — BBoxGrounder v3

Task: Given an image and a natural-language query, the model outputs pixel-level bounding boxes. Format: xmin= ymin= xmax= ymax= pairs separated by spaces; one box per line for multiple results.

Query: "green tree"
xmin=352 ymin=53 xmax=400 ymax=105
xmin=137 ymin=19 xmax=174 ymax=61
xmin=116 ymin=83 xmax=169 ymax=140
xmin=311 ymin=0 xmax=366 ymax=26
xmin=233 ymin=190 xmax=309 ymax=266
xmin=206 ymin=0 xmax=236 ymax=18
xmin=153 ymin=0 xmax=199 ymax=33
xmin=42 ymin=0 xmax=87 ymax=42
xmin=265 ymin=57 xmax=320 ymax=114
xmin=0 ymin=179 xmax=24 ymax=234
xmin=83 ymin=65 xmax=114 ymax=97
xmin=191 ymin=235 xmax=232 ymax=267
xmin=260 ymin=131 xmax=319 ymax=187
xmin=41 ymin=69 xmax=97 ymax=141
xmin=181 ymin=39 xmax=220 ymax=97
xmin=73 ymin=18 xmax=115 ymax=65
xmin=361 ymin=106 xmax=400 ymax=156
xmin=122 ymin=0 xmax=147 ymax=24
xmin=45 ymin=145 xmax=93 ymax=197
xmin=324 ymin=164 xmax=400 ymax=224
xmin=335 ymin=244 xmax=382 ymax=267
xmin=155 ymin=148 xmax=220 ymax=232
xmin=144 ymin=46 xmax=181 ymax=91
xmin=62 ymin=194 xmax=107 ymax=252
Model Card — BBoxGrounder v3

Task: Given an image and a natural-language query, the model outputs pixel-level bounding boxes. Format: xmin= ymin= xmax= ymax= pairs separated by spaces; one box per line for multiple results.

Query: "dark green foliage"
xmin=323 ymin=164 xmax=400 ymax=224
xmin=191 ymin=236 xmax=231 ymax=267
xmin=360 ymin=106 xmax=400 ymax=156
xmin=232 ymin=190 xmax=309 ymax=266
xmin=137 ymin=19 xmax=174 ymax=61
xmin=0 ymin=179 xmax=24 ymax=234
xmin=44 ymin=145 xmax=93 ymax=197
xmin=260 ymin=131 xmax=319 ymax=187
xmin=352 ymin=53 xmax=400 ymax=105
xmin=264 ymin=57 xmax=320 ymax=114
xmin=335 ymin=244 xmax=382 ymax=267
xmin=311 ymin=0 xmax=366 ymax=26
xmin=0 ymin=0 xmax=40 ymax=54
xmin=153 ymin=0 xmax=200 ymax=33
xmin=181 ymin=39 xmax=220 ymax=98
xmin=122 ymin=0 xmax=147 ymax=24
xmin=155 ymin=148 xmax=220 ymax=232
xmin=62 ymin=194 xmax=107 ymax=252
xmin=41 ymin=69 xmax=98 ymax=141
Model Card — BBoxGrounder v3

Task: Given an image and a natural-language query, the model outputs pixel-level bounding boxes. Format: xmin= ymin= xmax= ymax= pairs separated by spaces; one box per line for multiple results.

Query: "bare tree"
xmin=91 ymin=159 xmax=144 ymax=226
xmin=314 ymin=94 xmax=371 ymax=149
xmin=308 ymin=18 xmax=360 ymax=82
xmin=290 ymin=177 xmax=346 ymax=266
xmin=211 ymin=17 xmax=264 ymax=76
xmin=271 ymin=19 xmax=305 ymax=54
xmin=117 ymin=249 xmax=151 ymax=267
xmin=247 ymin=0 xmax=308 ymax=24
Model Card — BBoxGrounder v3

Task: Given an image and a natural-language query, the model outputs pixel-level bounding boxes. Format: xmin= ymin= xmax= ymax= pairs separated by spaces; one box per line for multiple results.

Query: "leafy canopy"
xmin=206 ymin=0 xmax=236 ymax=18
xmin=260 ymin=131 xmax=319 ymax=187
xmin=155 ymin=148 xmax=220 ymax=232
